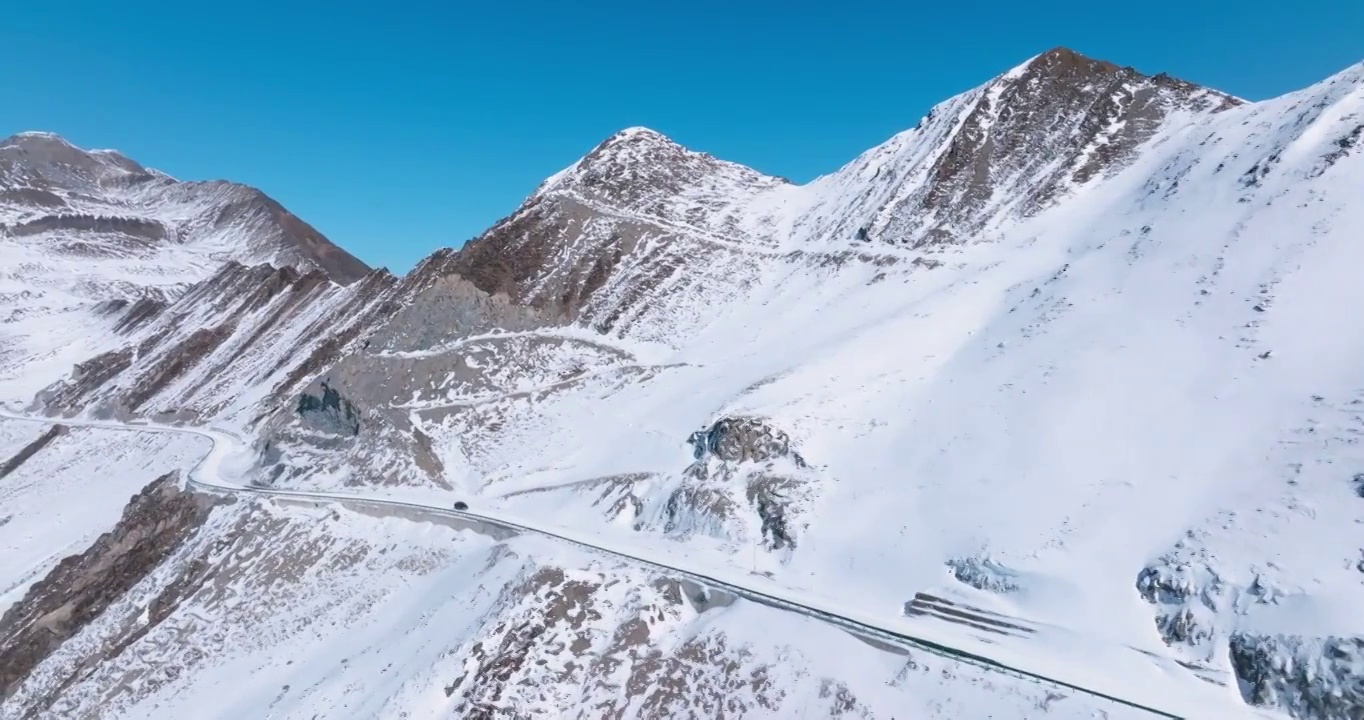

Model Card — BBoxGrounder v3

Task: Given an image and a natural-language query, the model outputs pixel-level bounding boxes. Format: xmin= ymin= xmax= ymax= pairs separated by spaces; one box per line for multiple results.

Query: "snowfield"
xmin=0 ymin=420 xmax=209 ymax=615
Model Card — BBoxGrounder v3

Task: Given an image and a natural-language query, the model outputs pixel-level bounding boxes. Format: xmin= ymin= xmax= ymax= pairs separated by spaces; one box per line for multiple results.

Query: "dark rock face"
xmin=112 ymin=297 xmax=167 ymax=334
xmin=296 ymin=380 xmax=361 ymax=437
xmin=1136 ymin=559 xmax=1364 ymax=719
xmin=1229 ymin=635 xmax=1364 ymax=720
xmin=746 ymin=477 xmax=799 ymax=551
xmin=0 ymin=473 xmax=218 ymax=702
xmin=877 ymin=47 xmax=1238 ymax=248
xmin=6 ymin=214 xmax=168 ymax=242
xmin=666 ymin=417 xmax=812 ymax=551
xmin=0 ymin=424 xmax=67 ymax=479
xmin=1135 ymin=562 xmax=1224 ymax=652
xmin=34 ymin=349 xmax=134 ymax=414
xmin=687 ymin=417 xmax=806 ymax=467
xmin=123 ymin=325 xmax=236 ymax=411
xmin=441 ymin=199 xmax=639 ymax=323
xmin=946 ymin=557 xmax=1022 ymax=594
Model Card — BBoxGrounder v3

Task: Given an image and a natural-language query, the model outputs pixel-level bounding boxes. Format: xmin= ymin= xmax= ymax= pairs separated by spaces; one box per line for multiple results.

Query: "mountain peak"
xmin=1035 ymin=46 xmax=1116 ymax=70
xmin=611 ymin=126 xmax=673 ymax=143
xmin=999 ymin=46 xmax=1131 ymax=87
xmin=1 ymin=130 xmax=85 ymax=158
xmin=530 ymin=125 xmax=721 ymax=201
xmin=3 ymin=130 xmax=74 ymax=145
xmin=999 ymin=46 xmax=1229 ymax=102
xmin=0 ymin=130 xmax=157 ymax=190
xmin=584 ymin=125 xmax=686 ymax=162
xmin=0 ymin=132 xmax=370 ymax=284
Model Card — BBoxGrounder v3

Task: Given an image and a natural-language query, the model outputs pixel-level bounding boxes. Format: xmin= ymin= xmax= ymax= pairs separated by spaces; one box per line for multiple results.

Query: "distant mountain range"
xmin=2 ymin=47 xmax=1363 ymax=719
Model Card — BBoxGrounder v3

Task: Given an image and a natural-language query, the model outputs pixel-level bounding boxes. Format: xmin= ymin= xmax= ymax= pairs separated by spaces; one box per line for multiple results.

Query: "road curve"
xmin=0 ymin=409 xmax=1185 ymax=719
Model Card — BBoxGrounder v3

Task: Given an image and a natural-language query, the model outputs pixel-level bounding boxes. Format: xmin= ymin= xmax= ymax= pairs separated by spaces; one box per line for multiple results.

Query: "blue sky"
xmin=3 ymin=1 xmax=1360 ymax=272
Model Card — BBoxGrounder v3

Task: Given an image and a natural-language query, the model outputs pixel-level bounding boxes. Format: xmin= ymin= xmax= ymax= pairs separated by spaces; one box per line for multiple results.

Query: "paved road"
xmin=0 ymin=409 xmax=1187 ymax=719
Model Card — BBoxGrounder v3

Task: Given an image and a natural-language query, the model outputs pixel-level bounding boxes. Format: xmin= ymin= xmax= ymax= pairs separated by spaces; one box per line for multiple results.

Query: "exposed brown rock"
xmin=446 ymin=565 xmax=818 ymax=720
xmin=35 ymin=349 xmax=134 ymax=413
xmin=0 ymin=472 xmax=219 ymax=703
xmin=5 ymin=214 xmax=168 ymax=243
xmin=893 ymin=47 xmax=1239 ymax=248
xmin=112 ymin=297 xmax=168 ymax=335
xmin=123 ymin=324 xmax=237 ymax=411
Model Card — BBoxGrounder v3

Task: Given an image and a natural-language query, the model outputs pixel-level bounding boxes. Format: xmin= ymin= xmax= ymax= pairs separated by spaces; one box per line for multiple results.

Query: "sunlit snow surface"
xmin=0 ymin=426 xmax=208 ymax=614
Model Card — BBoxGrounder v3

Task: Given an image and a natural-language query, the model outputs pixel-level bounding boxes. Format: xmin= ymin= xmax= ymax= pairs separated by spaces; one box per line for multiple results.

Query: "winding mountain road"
xmin=0 ymin=409 xmax=1206 ymax=719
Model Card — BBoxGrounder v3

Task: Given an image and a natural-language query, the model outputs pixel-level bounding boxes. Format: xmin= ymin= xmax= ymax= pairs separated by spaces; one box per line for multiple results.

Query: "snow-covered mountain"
xmin=4 ymin=47 xmax=1364 ymax=719
xmin=0 ymin=130 xmax=370 ymax=402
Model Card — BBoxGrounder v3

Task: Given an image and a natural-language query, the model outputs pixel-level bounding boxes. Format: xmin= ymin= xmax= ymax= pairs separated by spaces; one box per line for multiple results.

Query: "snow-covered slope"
xmin=6 ymin=47 xmax=1364 ymax=719
xmin=0 ymin=423 xmax=208 ymax=615
xmin=0 ymin=476 xmax=1164 ymax=719
xmin=33 ymin=261 xmax=399 ymax=425
xmin=0 ymin=131 xmax=370 ymax=402
xmin=444 ymin=48 xmax=1236 ymax=340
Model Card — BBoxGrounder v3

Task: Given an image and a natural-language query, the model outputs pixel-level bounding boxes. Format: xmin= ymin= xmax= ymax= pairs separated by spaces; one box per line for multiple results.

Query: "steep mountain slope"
xmin=445 ymin=48 xmax=1235 ymax=338
xmin=0 ymin=424 xmax=208 ymax=616
xmin=7 ymin=47 xmax=1364 ymax=719
xmin=0 ymin=131 xmax=370 ymax=401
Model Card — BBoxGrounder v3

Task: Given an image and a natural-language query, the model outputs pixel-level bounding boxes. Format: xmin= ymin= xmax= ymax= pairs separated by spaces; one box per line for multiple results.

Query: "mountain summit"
xmin=0 ymin=131 xmax=370 ymax=283
xmin=0 ymin=131 xmax=372 ymax=400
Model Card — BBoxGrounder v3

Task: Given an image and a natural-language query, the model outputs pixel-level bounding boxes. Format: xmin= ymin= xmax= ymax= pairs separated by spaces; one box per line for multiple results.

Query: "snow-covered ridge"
xmin=444 ymin=48 xmax=1242 ymax=339
xmin=0 ymin=129 xmax=375 ymax=404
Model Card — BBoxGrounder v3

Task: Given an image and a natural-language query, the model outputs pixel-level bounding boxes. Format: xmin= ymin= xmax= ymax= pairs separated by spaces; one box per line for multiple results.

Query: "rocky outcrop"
xmin=1136 ymin=559 xmax=1364 ymax=719
xmin=34 ymin=350 xmax=134 ymax=414
xmin=946 ymin=556 xmax=1023 ymax=595
xmin=687 ymin=416 xmax=807 ymax=467
xmin=0 ymin=424 xmax=66 ymax=479
xmin=6 ymin=213 xmax=167 ymax=241
xmin=635 ymin=417 xmax=814 ymax=552
xmin=0 ymin=472 xmax=219 ymax=702
xmin=1229 ymin=635 xmax=1364 ymax=720
xmin=446 ymin=564 xmax=867 ymax=719
xmin=296 ymin=381 xmax=361 ymax=437
xmin=1135 ymin=562 xmax=1221 ymax=652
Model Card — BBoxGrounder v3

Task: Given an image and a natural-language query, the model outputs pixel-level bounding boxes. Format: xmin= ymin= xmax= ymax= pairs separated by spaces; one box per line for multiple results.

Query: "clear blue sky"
xmin=3 ymin=1 xmax=1360 ymax=272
